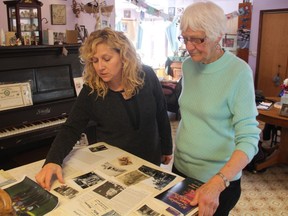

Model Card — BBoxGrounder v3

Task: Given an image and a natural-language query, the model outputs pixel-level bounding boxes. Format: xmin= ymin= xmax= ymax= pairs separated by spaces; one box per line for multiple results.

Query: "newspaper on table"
xmin=4 ymin=143 xmax=188 ymax=216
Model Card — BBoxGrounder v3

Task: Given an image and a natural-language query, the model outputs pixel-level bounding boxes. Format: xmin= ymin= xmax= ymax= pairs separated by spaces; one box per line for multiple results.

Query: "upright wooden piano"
xmin=0 ymin=45 xmax=95 ymax=169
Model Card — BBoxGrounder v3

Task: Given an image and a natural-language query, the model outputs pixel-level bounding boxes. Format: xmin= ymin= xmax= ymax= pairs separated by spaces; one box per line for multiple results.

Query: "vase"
xmin=280 ymin=91 xmax=288 ymax=105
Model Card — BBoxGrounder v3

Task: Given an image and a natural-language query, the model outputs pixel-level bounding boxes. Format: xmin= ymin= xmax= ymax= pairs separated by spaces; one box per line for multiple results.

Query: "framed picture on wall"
xmin=222 ymin=34 xmax=237 ymax=51
xmin=124 ymin=10 xmax=131 ymax=18
xmin=51 ymin=4 xmax=66 ymax=25
xmin=168 ymin=7 xmax=175 ymax=16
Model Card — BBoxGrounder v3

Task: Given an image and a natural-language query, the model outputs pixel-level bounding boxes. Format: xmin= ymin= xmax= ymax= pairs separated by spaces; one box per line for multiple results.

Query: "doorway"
xmin=255 ymin=10 xmax=288 ymax=97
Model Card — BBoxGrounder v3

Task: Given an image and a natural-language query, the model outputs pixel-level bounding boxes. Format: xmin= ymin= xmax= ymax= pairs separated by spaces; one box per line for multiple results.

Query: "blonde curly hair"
xmin=79 ymin=27 xmax=144 ymax=99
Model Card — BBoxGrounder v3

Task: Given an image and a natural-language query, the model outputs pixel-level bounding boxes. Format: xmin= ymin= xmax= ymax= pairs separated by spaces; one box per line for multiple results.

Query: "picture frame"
xmin=102 ymin=20 xmax=108 ymax=28
xmin=176 ymin=7 xmax=184 ymax=16
xmin=168 ymin=7 xmax=175 ymax=16
xmin=222 ymin=34 xmax=237 ymax=51
xmin=280 ymin=103 xmax=288 ymax=117
xmin=79 ymin=25 xmax=88 ymax=41
xmin=51 ymin=4 xmax=66 ymax=25
xmin=80 ymin=25 xmax=87 ymax=35
xmin=53 ymin=31 xmax=65 ymax=44
xmin=124 ymin=10 xmax=131 ymax=18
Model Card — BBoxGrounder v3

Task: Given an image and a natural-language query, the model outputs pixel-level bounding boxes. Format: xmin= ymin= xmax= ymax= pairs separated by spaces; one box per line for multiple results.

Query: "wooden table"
xmin=256 ymin=97 xmax=288 ymax=171
xmin=3 ymin=143 xmax=185 ymax=215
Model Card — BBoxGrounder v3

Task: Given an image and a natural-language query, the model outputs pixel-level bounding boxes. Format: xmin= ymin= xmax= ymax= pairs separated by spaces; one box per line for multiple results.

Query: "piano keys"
xmin=0 ymin=116 xmax=67 ymax=139
xmin=0 ymin=97 xmax=75 ymax=150
xmin=0 ymin=45 xmax=84 ymax=158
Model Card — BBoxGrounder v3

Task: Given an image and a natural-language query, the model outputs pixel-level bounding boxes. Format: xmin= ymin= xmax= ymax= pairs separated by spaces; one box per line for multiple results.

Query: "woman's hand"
xmin=190 ymin=176 xmax=225 ymax=216
xmin=35 ymin=163 xmax=65 ymax=191
xmin=161 ymin=154 xmax=173 ymax=165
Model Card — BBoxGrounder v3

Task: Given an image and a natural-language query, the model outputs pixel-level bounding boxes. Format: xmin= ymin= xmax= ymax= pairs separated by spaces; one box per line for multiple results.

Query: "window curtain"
xmin=165 ymin=17 xmax=179 ymax=54
xmin=115 ymin=21 xmax=122 ymax=31
xmin=136 ymin=24 xmax=143 ymax=50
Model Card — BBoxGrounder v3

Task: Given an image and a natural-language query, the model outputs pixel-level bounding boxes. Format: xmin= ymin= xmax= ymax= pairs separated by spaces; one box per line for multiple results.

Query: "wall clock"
xmin=51 ymin=4 xmax=66 ymax=25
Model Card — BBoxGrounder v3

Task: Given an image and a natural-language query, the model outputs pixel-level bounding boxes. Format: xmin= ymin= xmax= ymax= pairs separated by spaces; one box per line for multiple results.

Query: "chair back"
xmin=161 ymin=78 xmax=182 ymax=119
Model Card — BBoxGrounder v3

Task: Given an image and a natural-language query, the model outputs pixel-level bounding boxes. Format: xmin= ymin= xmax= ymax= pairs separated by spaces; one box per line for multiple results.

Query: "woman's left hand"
xmin=190 ymin=176 xmax=225 ymax=216
xmin=161 ymin=154 xmax=173 ymax=164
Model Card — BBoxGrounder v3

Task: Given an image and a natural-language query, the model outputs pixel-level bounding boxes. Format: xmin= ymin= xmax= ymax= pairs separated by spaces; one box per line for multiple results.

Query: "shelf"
xmin=4 ymin=0 xmax=43 ymax=45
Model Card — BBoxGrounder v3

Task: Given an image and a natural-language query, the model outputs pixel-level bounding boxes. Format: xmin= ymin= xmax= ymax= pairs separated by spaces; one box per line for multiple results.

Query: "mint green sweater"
xmin=174 ymin=51 xmax=260 ymax=182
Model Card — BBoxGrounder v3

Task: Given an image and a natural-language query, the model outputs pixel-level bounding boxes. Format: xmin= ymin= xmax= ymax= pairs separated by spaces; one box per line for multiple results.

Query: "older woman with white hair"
xmin=173 ymin=1 xmax=260 ymax=216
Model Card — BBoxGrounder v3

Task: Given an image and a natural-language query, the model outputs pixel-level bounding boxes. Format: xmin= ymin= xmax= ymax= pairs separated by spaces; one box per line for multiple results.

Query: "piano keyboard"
xmin=0 ymin=116 xmax=67 ymax=139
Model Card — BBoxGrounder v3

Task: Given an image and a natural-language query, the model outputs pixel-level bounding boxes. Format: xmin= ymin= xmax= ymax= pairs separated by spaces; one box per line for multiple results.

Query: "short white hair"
xmin=180 ymin=1 xmax=226 ymax=41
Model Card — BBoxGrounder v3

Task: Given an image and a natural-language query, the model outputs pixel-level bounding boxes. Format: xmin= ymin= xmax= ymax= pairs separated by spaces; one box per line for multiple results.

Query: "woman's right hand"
xmin=35 ymin=163 xmax=65 ymax=191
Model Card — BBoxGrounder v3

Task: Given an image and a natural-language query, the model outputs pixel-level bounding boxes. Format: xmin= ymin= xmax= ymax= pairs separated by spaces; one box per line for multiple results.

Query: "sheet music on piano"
xmin=0 ymin=82 xmax=33 ymax=111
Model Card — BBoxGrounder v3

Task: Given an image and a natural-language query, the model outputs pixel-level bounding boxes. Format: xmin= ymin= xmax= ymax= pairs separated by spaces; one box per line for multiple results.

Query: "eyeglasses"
xmin=178 ymin=35 xmax=206 ymax=45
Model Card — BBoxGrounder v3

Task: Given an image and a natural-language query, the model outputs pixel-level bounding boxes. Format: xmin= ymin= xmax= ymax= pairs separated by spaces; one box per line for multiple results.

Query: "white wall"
xmin=0 ymin=0 xmax=8 ymax=31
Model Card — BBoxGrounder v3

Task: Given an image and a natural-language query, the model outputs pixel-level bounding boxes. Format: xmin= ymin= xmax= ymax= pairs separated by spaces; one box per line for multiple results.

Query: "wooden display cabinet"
xmin=236 ymin=2 xmax=252 ymax=63
xmin=4 ymin=0 xmax=43 ymax=45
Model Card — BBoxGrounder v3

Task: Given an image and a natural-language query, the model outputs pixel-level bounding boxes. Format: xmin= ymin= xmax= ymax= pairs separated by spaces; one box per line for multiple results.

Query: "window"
xmin=138 ymin=20 xmax=171 ymax=68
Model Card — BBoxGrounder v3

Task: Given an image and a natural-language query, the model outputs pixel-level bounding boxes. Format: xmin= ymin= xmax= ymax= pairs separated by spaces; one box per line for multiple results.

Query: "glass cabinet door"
xmin=4 ymin=0 xmax=43 ymax=45
xmin=19 ymin=7 xmax=39 ymax=45
xmin=7 ymin=8 xmax=17 ymax=32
